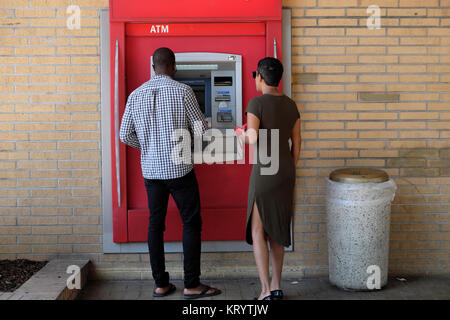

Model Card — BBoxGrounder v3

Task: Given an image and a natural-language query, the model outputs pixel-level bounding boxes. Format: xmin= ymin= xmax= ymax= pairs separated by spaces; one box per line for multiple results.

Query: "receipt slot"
xmin=109 ymin=0 xmax=283 ymax=243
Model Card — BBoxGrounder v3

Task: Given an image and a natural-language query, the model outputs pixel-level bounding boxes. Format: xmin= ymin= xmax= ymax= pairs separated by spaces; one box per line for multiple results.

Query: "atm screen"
xmin=190 ymin=85 xmax=206 ymax=114
xmin=177 ymin=78 xmax=211 ymax=118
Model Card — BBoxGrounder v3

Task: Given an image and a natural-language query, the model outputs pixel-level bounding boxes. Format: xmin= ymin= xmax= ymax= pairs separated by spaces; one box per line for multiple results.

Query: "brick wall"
xmin=0 ymin=0 xmax=105 ymax=262
xmin=288 ymin=0 xmax=450 ymax=275
xmin=0 ymin=0 xmax=449 ymax=278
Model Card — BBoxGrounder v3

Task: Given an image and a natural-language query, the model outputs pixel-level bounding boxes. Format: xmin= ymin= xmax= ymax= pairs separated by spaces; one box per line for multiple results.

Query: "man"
xmin=120 ymin=47 xmax=221 ymax=299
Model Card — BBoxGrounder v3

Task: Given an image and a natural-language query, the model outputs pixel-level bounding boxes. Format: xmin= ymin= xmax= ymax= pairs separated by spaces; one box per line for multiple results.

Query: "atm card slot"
xmin=215 ymin=95 xmax=231 ymax=101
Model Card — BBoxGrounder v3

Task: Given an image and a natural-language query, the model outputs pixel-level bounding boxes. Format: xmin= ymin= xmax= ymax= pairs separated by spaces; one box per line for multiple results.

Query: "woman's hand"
xmin=235 ymin=127 xmax=245 ymax=137
xmin=235 ymin=123 xmax=248 ymax=142
xmin=244 ymin=113 xmax=260 ymax=145
xmin=234 ymin=115 xmax=259 ymax=145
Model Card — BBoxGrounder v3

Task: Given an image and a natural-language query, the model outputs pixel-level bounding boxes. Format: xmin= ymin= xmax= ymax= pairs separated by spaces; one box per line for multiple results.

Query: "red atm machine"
xmin=109 ymin=0 xmax=283 ymax=243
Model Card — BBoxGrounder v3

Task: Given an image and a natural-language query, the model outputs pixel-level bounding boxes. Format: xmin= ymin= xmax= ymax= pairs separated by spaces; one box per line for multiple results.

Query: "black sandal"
xmin=153 ymin=283 xmax=176 ymax=297
xmin=184 ymin=285 xmax=222 ymax=300
xmin=271 ymin=289 xmax=283 ymax=300
xmin=253 ymin=294 xmax=272 ymax=300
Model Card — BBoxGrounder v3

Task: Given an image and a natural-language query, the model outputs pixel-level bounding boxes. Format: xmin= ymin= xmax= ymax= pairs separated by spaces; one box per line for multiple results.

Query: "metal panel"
xmin=101 ymin=9 xmax=119 ymax=253
xmin=114 ymin=40 xmax=121 ymax=207
xmin=282 ymin=8 xmax=292 ymax=98
xmin=282 ymin=8 xmax=293 ymax=250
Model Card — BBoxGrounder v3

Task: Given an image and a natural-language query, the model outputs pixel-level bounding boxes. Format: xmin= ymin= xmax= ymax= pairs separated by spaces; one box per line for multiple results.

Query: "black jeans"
xmin=144 ymin=169 xmax=202 ymax=289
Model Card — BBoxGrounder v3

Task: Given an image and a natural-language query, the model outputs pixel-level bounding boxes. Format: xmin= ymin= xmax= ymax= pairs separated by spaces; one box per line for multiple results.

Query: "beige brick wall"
xmin=0 ymin=0 xmax=449 ymax=278
xmin=0 ymin=0 xmax=105 ymax=263
xmin=288 ymin=0 xmax=450 ymax=276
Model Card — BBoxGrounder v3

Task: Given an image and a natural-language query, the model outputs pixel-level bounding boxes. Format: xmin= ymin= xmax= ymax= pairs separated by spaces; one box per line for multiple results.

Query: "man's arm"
xmin=119 ymin=94 xmax=141 ymax=150
xmin=184 ymin=86 xmax=208 ymax=136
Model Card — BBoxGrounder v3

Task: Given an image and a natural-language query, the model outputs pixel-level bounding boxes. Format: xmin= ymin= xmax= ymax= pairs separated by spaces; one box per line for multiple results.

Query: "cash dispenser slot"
xmin=215 ymin=94 xmax=231 ymax=101
xmin=217 ymin=112 xmax=233 ymax=122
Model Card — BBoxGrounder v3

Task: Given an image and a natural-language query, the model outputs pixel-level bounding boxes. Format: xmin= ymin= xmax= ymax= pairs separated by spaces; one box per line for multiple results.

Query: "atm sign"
xmin=126 ymin=23 xmax=266 ymax=37
xmin=149 ymin=24 xmax=169 ymax=34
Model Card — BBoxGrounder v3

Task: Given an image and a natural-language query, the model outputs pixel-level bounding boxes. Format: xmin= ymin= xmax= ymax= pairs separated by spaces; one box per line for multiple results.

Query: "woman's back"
xmin=245 ymin=93 xmax=300 ymax=168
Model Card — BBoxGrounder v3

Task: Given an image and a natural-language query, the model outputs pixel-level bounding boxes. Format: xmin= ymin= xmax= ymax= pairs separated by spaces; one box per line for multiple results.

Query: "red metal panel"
xmin=266 ymin=21 xmax=282 ymax=59
xmin=266 ymin=21 xmax=284 ymax=91
xmin=110 ymin=0 xmax=282 ymax=22
xmin=128 ymin=207 xmax=247 ymax=242
xmin=110 ymin=22 xmax=128 ymax=242
xmin=124 ymin=34 xmax=260 ymax=241
xmin=126 ymin=23 xmax=266 ymax=37
xmin=109 ymin=0 xmax=283 ymax=243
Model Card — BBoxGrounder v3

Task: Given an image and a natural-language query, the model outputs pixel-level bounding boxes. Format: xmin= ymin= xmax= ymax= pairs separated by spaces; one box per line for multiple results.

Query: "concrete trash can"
xmin=325 ymin=168 xmax=397 ymax=291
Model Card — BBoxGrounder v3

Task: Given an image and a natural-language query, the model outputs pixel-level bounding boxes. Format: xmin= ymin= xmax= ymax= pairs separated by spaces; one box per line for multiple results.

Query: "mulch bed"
xmin=0 ymin=259 xmax=47 ymax=292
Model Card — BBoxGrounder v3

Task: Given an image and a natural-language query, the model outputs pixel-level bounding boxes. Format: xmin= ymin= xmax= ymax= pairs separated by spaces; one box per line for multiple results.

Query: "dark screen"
xmin=190 ymin=85 xmax=205 ymax=114
xmin=214 ymin=76 xmax=233 ymax=86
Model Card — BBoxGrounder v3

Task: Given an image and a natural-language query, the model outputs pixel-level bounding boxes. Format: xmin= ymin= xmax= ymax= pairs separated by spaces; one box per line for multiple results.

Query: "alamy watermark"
xmin=367 ymin=5 xmax=382 ymax=29
xmin=66 ymin=264 xmax=81 ymax=290
xmin=366 ymin=265 xmax=381 ymax=290
xmin=66 ymin=5 xmax=81 ymax=30
xmin=170 ymin=121 xmax=280 ymax=176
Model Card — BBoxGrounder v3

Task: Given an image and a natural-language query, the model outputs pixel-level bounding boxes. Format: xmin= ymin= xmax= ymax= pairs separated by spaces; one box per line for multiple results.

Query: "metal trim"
xmin=282 ymin=8 xmax=292 ymax=98
xmin=114 ymin=40 xmax=121 ymax=208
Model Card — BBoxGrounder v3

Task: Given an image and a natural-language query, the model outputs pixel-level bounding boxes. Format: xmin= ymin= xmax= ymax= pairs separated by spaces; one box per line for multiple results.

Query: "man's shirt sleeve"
xmin=184 ymin=86 xmax=208 ymax=136
xmin=119 ymin=94 xmax=141 ymax=150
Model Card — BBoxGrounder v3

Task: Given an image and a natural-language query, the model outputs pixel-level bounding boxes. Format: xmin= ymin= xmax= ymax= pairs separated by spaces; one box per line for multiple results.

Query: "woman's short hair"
xmin=257 ymin=57 xmax=284 ymax=87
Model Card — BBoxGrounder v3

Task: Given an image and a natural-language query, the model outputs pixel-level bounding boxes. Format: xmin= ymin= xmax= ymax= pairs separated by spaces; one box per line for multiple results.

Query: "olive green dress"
xmin=245 ymin=94 xmax=300 ymax=247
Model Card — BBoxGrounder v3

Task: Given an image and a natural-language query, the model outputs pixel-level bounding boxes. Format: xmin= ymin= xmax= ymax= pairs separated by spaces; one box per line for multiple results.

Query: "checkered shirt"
xmin=119 ymin=74 xmax=208 ymax=179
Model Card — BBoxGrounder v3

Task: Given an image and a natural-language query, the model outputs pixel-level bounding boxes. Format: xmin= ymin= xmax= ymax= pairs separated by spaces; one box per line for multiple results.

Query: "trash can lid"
xmin=329 ymin=168 xmax=389 ymax=183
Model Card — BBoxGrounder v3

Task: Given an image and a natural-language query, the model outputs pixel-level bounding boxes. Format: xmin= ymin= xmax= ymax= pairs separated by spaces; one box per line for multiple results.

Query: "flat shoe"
xmin=153 ymin=283 xmax=176 ymax=297
xmin=184 ymin=285 xmax=222 ymax=300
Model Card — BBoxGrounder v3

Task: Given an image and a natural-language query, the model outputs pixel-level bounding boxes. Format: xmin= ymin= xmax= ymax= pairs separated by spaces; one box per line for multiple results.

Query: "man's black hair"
xmin=153 ymin=47 xmax=175 ymax=70
xmin=257 ymin=57 xmax=284 ymax=87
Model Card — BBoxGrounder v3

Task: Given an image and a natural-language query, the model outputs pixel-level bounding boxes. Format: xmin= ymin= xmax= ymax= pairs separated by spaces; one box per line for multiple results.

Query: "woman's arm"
xmin=291 ymin=118 xmax=301 ymax=165
xmin=238 ymin=112 xmax=260 ymax=145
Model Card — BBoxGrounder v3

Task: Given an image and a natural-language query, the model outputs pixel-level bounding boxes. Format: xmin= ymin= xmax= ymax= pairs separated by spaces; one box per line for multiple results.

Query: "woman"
xmin=237 ymin=57 xmax=301 ymax=300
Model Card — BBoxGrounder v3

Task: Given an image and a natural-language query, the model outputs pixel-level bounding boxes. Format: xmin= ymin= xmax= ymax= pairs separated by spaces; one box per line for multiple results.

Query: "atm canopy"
xmin=109 ymin=0 xmax=282 ymax=22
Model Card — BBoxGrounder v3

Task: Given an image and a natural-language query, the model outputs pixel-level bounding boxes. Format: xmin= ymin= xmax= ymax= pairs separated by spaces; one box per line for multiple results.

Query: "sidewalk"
xmin=77 ymin=276 xmax=450 ymax=300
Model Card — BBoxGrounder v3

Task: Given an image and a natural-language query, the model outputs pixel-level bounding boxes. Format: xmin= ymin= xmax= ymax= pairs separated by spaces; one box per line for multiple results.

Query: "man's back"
xmin=119 ymin=73 xmax=207 ymax=179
